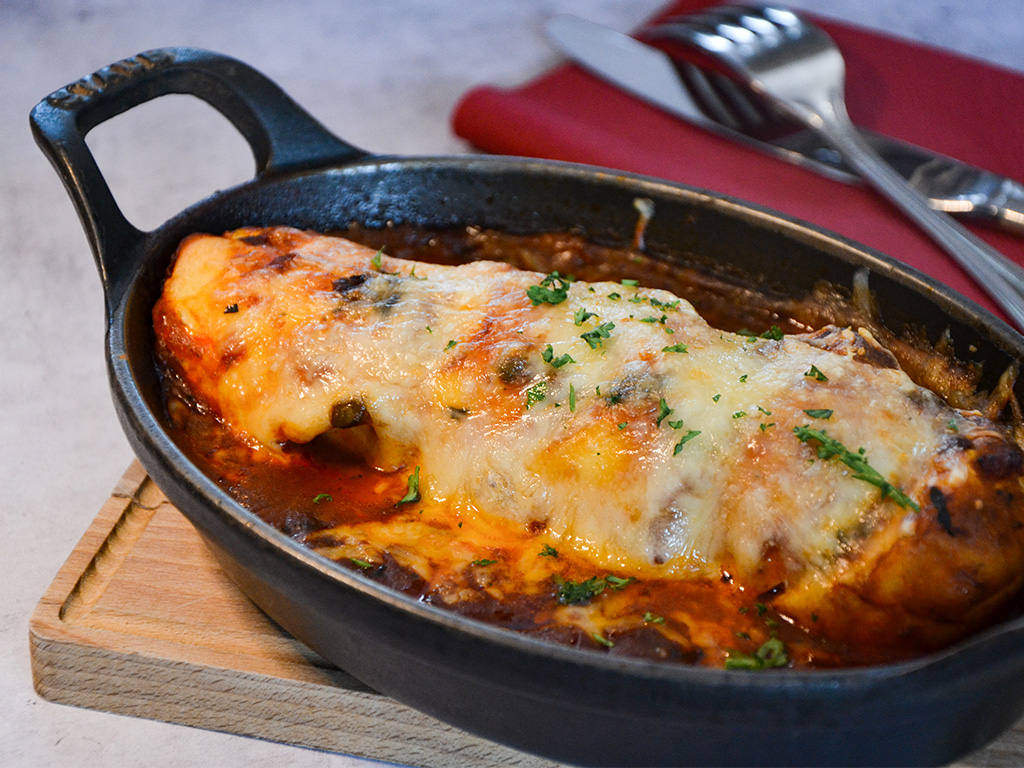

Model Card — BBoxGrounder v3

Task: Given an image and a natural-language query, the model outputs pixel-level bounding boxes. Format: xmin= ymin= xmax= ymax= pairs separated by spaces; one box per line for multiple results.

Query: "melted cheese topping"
xmin=157 ymin=227 xmax=961 ymax=591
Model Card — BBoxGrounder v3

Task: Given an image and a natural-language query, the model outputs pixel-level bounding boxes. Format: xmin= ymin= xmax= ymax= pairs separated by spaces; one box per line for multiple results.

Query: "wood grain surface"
xmin=28 ymin=462 xmax=1024 ymax=767
xmin=29 ymin=461 xmax=560 ymax=768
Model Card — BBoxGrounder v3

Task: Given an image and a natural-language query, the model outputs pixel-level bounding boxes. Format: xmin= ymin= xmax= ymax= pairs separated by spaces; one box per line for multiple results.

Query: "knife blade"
xmin=545 ymin=15 xmax=1024 ymax=235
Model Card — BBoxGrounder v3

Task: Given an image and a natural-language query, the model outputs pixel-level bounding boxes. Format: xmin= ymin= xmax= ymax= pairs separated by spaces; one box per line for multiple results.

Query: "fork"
xmin=643 ymin=5 xmax=1024 ymax=333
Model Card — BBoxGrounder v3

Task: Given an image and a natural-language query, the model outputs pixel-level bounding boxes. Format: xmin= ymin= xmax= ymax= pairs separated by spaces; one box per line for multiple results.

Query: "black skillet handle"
xmin=30 ymin=47 xmax=368 ymax=312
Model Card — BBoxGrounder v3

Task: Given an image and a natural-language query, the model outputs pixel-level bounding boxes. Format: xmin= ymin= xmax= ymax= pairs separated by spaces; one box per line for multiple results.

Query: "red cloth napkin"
xmin=452 ymin=0 xmax=1024 ymax=324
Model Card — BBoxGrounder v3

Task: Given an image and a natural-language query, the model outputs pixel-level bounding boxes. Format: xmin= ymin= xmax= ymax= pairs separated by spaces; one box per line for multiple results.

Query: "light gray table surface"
xmin=3 ymin=1 xmax=1023 ymax=766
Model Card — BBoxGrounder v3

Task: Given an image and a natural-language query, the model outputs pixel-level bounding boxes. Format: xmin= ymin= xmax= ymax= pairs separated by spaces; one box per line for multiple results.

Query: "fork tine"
xmin=675 ymin=61 xmax=747 ymax=131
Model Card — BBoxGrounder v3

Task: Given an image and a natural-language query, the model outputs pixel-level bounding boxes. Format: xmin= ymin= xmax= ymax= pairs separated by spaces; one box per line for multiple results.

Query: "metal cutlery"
xmin=545 ymin=14 xmax=1024 ymax=236
xmin=636 ymin=5 xmax=1024 ymax=331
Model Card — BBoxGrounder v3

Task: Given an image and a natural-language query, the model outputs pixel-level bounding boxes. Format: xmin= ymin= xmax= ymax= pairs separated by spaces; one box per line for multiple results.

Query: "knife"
xmin=545 ymin=15 xmax=1024 ymax=235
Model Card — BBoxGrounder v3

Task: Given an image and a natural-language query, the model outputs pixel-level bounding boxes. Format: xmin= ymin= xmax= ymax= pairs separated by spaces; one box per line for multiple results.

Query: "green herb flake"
xmin=554 ymin=576 xmax=606 ymax=605
xmin=525 ymin=381 xmax=548 ymax=409
xmin=643 ymin=611 xmax=665 ymax=624
xmin=350 ymin=558 xmax=375 ymax=569
xmin=527 ymin=272 xmax=572 ymax=306
xmin=761 ymin=325 xmax=784 ymax=340
xmin=569 ymin=383 xmax=577 ymax=412
xmin=803 ymin=408 xmax=833 ymax=420
xmin=617 ymin=421 xmax=628 ymax=430
xmin=370 ymin=247 xmax=385 ymax=271
xmin=724 ymin=637 xmax=788 ymax=670
xmin=591 ymin=632 xmax=615 ymax=648
xmin=540 ymin=544 xmax=559 ymax=558
xmin=656 ymin=398 xmax=673 ymax=427
xmin=573 ymin=307 xmax=597 ymax=326
xmin=673 ymin=430 xmax=701 ymax=454
xmin=804 ymin=365 xmax=829 ymax=382
xmin=542 ymin=344 xmax=575 ymax=368
xmin=621 ymin=278 xmax=639 ymax=287
xmin=947 ymin=420 xmax=959 ymax=432
xmin=712 ymin=393 xmax=721 ymax=403
xmin=445 ymin=339 xmax=458 ymax=350
xmin=733 ymin=411 xmax=747 ymax=419
xmin=759 ymin=423 xmax=775 ymax=432
xmin=396 ymin=466 xmax=421 ymax=506
xmin=581 ymin=321 xmax=615 ymax=349
xmin=472 ymin=558 xmax=498 ymax=566
xmin=605 ymin=575 xmax=636 ymax=591
xmin=662 ymin=343 xmax=688 ymax=354
xmin=667 ymin=419 xmax=685 ymax=430
xmin=794 ymin=425 xmax=920 ymax=511
xmin=312 ymin=493 xmax=332 ymax=504
xmin=739 ymin=374 xmax=748 ymax=383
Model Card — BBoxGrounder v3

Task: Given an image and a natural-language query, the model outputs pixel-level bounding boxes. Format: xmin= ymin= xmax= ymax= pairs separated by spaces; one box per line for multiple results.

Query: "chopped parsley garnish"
xmin=756 ymin=405 xmax=772 ymax=415
xmin=540 ymin=544 xmax=559 ymax=558
xmin=793 ymin=426 xmax=919 ymax=511
xmin=445 ymin=339 xmax=458 ymax=350
xmin=617 ymin=421 xmax=628 ymax=430
xmin=580 ymin=321 xmax=615 ymax=349
xmin=621 ymin=278 xmax=639 ymax=287
xmin=526 ymin=272 xmax=571 ymax=306
xmin=369 ymin=247 xmax=385 ymax=271
xmin=472 ymin=558 xmax=497 ymax=566
xmin=712 ymin=393 xmax=721 ymax=403
xmin=607 ymin=292 xmax=621 ymax=300
xmin=350 ymin=558 xmax=375 ymax=569
xmin=667 ymin=419 xmax=685 ymax=430
xmin=673 ymin=430 xmax=701 ymax=454
xmin=574 ymin=307 xmax=597 ymax=326
xmin=656 ymin=398 xmax=673 ymax=426
xmin=569 ymin=383 xmax=577 ymax=412
xmin=525 ymin=381 xmax=547 ymax=409
xmin=947 ymin=420 xmax=959 ymax=432
xmin=804 ymin=365 xmax=829 ymax=382
xmin=803 ymin=408 xmax=833 ymax=420
xmin=554 ymin=574 xmax=635 ymax=605
xmin=224 ymin=303 xmax=239 ymax=314
xmin=662 ymin=343 xmax=688 ymax=354
xmin=591 ymin=632 xmax=615 ymax=648
xmin=724 ymin=637 xmax=788 ymax=670
xmin=605 ymin=575 xmax=636 ymax=590
xmin=542 ymin=344 xmax=575 ymax=368
xmin=555 ymin=576 xmax=606 ymax=605
xmin=312 ymin=493 xmax=332 ymax=504
xmin=761 ymin=325 xmax=784 ymax=340
xmin=643 ymin=611 xmax=665 ymax=624
xmin=739 ymin=374 xmax=748 ymax=383
xmin=396 ymin=466 xmax=421 ymax=506
xmin=759 ymin=422 xmax=776 ymax=432
xmin=732 ymin=411 xmax=747 ymax=419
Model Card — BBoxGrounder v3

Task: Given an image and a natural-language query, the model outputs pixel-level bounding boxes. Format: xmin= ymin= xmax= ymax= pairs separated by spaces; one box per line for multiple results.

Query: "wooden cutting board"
xmin=29 ymin=461 xmax=560 ymax=768
xmin=28 ymin=462 xmax=1024 ymax=767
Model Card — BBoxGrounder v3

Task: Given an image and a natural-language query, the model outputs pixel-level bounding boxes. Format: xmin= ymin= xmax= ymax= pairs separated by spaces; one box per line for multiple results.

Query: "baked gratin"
xmin=154 ymin=225 xmax=1024 ymax=669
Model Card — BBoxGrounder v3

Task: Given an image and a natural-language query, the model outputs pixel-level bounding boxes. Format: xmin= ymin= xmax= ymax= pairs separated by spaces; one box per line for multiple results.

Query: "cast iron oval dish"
xmin=31 ymin=48 xmax=1024 ymax=767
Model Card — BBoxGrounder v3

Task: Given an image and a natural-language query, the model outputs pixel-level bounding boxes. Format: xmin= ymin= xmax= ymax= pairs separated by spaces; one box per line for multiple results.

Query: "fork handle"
xmin=813 ymin=98 xmax=1024 ymax=333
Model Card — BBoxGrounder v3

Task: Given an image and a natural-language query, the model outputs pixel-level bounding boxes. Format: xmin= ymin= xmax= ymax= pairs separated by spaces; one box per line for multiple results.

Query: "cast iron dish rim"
xmin=108 ymin=151 xmax=1024 ymax=691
